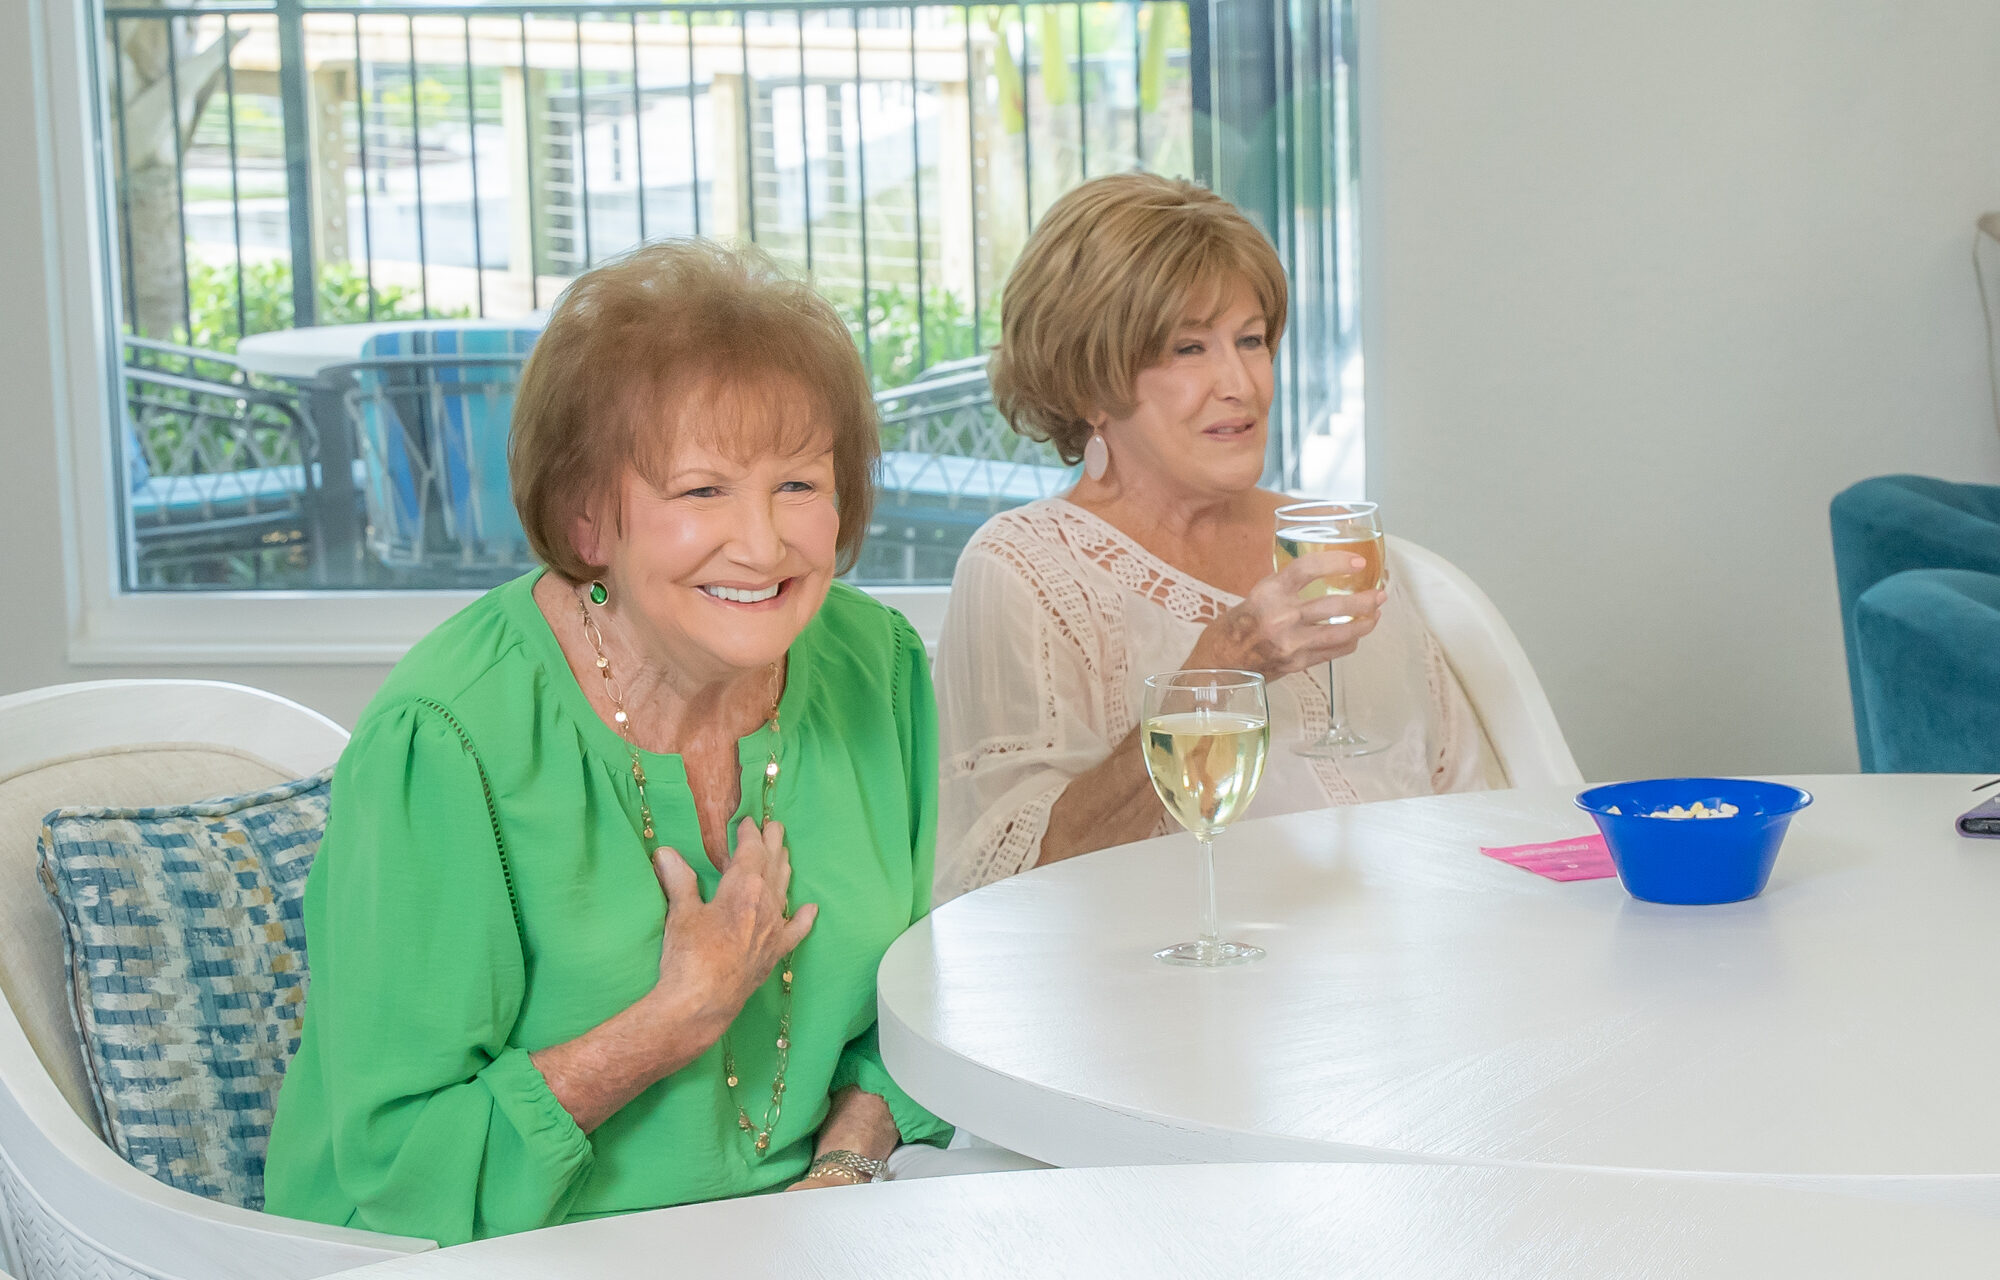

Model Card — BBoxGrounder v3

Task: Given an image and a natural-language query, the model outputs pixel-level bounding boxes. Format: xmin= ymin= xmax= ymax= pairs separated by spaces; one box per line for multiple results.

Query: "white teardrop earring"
xmin=1083 ymin=431 xmax=1110 ymax=482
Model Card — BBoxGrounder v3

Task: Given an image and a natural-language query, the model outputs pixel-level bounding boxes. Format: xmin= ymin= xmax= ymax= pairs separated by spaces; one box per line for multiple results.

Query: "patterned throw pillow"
xmin=35 ymin=770 xmax=331 ymax=1210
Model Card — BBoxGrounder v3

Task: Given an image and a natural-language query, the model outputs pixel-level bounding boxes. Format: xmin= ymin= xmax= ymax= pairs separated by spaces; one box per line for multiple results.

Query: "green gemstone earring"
xmin=588 ymin=580 xmax=609 ymax=606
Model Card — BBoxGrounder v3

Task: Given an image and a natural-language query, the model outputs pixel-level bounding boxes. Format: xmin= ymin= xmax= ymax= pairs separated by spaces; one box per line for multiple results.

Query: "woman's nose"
xmin=731 ymin=501 xmax=785 ymax=566
xmin=1213 ymin=344 xmax=1253 ymax=400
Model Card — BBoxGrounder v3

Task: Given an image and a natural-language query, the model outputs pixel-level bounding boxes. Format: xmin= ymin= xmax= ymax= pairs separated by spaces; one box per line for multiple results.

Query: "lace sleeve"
xmin=933 ymin=537 xmax=1115 ymax=903
xmin=1424 ymin=629 xmax=1489 ymax=794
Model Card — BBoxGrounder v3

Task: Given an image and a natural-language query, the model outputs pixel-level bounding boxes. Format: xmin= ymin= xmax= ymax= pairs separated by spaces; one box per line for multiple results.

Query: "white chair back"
xmin=0 ymin=679 xmax=350 ymax=778
xmin=1387 ymin=537 xmax=1584 ymax=789
xmin=0 ymin=680 xmax=432 ymax=1280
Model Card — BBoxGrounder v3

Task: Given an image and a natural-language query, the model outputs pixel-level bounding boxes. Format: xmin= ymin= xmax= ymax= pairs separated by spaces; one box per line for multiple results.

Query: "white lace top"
xmin=934 ymin=498 xmax=1487 ymax=902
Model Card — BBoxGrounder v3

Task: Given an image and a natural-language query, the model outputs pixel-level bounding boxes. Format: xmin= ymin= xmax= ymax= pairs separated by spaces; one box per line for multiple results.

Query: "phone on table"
xmin=1960 ymin=784 xmax=2000 ymax=838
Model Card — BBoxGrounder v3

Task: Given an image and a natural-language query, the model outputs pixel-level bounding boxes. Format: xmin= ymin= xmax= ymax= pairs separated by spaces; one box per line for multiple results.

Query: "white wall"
xmin=1366 ymin=0 xmax=2000 ymax=780
xmin=0 ymin=3 xmax=390 ymax=728
xmin=5 ymin=1 xmax=1999 ymax=764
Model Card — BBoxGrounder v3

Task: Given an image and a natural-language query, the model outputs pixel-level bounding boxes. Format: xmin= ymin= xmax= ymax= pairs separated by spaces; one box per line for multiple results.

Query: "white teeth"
xmin=702 ymin=583 xmax=781 ymax=604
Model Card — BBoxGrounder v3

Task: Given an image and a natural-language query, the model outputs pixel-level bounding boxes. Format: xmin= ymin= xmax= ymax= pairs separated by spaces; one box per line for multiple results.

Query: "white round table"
xmin=337 ymin=1163 xmax=2000 ymax=1278
xmin=235 ymin=317 xmax=544 ymax=381
xmin=880 ymin=774 xmax=2000 ymax=1194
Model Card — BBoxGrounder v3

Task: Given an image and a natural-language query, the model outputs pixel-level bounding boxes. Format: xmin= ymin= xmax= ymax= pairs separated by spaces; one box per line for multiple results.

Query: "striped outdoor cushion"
xmin=35 ymin=770 xmax=330 ymax=1209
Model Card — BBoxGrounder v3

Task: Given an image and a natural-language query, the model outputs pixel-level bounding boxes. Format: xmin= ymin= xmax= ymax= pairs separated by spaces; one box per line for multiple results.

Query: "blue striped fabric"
xmin=355 ymin=327 xmax=538 ymax=567
xmin=36 ymin=771 xmax=332 ymax=1209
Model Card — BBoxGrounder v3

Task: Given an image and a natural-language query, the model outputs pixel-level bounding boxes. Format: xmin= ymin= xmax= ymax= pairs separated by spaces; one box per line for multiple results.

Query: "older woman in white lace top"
xmin=934 ymin=174 xmax=1486 ymax=902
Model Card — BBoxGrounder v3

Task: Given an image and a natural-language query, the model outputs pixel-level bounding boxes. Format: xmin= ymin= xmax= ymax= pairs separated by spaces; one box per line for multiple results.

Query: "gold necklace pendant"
xmin=579 ymin=591 xmax=795 ymax=1155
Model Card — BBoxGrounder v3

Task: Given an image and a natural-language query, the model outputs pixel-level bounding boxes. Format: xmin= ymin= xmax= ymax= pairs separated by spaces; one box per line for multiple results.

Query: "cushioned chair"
xmin=336 ymin=329 xmax=537 ymax=574
xmin=1387 ymin=536 xmax=1583 ymax=789
xmin=1830 ymin=475 xmax=2000 ymax=770
xmin=1851 ymin=570 xmax=2000 ymax=774
xmin=0 ymin=680 xmax=432 ymax=1280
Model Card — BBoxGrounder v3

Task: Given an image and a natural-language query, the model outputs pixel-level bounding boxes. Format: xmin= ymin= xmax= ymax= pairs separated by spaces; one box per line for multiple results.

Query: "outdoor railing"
xmin=105 ymin=1 xmax=1203 ymax=373
xmin=96 ymin=0 xmax=1353 ymax=588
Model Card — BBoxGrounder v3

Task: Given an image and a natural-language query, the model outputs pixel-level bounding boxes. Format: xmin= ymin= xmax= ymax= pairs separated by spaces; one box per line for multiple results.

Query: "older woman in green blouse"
xmin=265 ymin=240 xmax=951 ymax=1244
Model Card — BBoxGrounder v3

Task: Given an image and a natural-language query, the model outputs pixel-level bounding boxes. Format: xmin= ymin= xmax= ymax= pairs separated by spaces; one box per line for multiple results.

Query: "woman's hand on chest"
xmin=647 ymin=816 xmax=816 ymax=1032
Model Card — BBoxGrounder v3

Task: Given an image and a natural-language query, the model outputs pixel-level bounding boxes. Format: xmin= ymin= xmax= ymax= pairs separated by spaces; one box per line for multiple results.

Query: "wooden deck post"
xmin=307 ymin=65 xmax=351 ymax=265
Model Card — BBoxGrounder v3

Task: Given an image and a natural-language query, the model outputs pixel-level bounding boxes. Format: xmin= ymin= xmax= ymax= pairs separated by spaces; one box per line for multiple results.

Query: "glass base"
xmin=1293 ymin=727 xmax=1388 ymax=760
xmin=1155 ymin=939 xmax=1267 ymax=967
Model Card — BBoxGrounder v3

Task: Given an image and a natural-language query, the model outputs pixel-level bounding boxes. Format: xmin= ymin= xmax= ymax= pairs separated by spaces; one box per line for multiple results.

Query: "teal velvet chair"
xmin=1851 ymin=570 xmax=2000 ymax=773
xmin=1830 ymin=476 xmax=2000 ymax=772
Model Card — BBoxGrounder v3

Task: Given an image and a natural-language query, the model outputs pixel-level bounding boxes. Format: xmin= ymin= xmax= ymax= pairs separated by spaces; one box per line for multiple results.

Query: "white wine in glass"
xmin=1274 ymin=500 xmax=1387 ymax=759
xmin=1141 ymin=670 xmax=1271 ymax=967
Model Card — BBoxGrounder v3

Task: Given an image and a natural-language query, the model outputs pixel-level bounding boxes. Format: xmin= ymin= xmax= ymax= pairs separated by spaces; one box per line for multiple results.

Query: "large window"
xmin=86 ymin=0 xmax=1358 ymax=598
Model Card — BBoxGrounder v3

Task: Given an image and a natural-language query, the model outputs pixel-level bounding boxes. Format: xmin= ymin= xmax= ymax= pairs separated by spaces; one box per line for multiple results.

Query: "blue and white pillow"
xmin=36 ymin=770 xmax=331 ymax=1209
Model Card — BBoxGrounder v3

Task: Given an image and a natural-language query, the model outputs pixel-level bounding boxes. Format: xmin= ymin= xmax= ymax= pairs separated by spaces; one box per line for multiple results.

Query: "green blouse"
xmin=265 ymin=573 xmax=949 ymax=1246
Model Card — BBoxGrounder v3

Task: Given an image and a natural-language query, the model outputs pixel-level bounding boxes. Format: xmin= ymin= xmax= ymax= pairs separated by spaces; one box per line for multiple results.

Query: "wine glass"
xmin=1140 ymin=669 xmax=1271 ymax=967
xmin=1274 ymin=500 xmax=1387 ymax=758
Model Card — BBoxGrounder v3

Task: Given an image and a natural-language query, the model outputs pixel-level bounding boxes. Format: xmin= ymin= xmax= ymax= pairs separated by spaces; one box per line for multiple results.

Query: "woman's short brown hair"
xmin=511 ymin=238 xmax=879 ymax=580
xmin=989 ymin=174 xmax=1288 ymax=464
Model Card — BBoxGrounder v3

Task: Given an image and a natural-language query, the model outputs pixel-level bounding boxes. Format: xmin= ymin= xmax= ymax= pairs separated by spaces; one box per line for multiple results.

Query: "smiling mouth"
xmin=701 ymin=582 xmax=785 ymax=604
xmin=1205 ymin=420 xmax=1255 ymax=437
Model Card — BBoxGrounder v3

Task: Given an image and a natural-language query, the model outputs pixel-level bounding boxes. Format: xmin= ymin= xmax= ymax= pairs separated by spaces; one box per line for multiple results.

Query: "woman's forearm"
xmin=530 ymin=987 xmax=726 ymax=1134
xmin=815 ymin=1086 xmax=900 ymax=1163
xmin=1036 ymin=723 xmax=1161 ymax=866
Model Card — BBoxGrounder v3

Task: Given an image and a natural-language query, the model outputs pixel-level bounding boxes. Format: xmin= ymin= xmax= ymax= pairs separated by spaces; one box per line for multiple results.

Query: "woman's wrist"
xmin=816 ymin=1085 xmax=900 ymax=1163
xmin=803 ymin=1149 xmax=886 ymax=1184
xmin=638 ymin=981 xmax=733 ymax=1052
xmin=1188 ymin=613 xmax=1256 ymax=677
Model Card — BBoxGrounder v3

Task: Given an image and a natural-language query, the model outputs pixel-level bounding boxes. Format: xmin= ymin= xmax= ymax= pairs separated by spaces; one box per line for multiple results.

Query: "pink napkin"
xmin=1481 ymin=834 xmax=1617 ymax=882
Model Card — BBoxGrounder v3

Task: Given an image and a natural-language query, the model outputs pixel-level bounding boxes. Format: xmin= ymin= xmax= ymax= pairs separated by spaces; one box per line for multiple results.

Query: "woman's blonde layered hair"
xmin=510 ymin=238 xmax=879 ymax=580
xmin=989 ymin=174 xmax=1288 ymax=464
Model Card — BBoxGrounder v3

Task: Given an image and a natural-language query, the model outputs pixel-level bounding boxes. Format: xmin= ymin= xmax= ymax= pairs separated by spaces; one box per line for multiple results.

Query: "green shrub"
xmin=837 ymin=284 xmax=1001 ymax=390
xmin=181 ymin=257 xmax=462 ymax=352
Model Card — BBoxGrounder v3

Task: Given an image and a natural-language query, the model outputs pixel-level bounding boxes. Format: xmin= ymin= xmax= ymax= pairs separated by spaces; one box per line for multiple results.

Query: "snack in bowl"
xmin=1574 ymin=778 xmax=1813 ymax=905
xmin=1604 ymin=801 xmax=1740 ymax=819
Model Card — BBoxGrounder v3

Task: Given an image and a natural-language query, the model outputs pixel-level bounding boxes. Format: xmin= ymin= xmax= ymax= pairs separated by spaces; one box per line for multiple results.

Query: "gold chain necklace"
xmin=577 ymin=594 xmax=795 ymax=1154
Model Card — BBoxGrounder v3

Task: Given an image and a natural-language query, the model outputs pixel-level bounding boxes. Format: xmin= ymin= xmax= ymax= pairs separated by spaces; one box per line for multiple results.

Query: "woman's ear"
xmin=571 ymin=498 xmax=610 ymax=572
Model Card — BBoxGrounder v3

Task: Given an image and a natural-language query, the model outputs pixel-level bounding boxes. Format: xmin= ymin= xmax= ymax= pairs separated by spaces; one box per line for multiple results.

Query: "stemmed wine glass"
xmin=1273 ymin=500 xmax=1387 ymax=759
xmin=1140 ymin=669 xmax=1271 ymax=967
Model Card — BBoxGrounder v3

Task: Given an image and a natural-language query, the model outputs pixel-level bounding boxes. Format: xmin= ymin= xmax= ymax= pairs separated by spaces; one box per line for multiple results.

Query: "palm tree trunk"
xmin=110 ymin=7 xmax=237 ymax=339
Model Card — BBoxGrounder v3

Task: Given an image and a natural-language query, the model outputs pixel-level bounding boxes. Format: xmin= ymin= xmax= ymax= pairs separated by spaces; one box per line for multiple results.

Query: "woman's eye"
xmin=778 ymin=480 xmax=816 ymax=494
xmin=1240 ymin=334 xmax=1266 ymax=350
xmin=682 ymin=486 xmax=723 ymax=499
xmin=1176 ymin=342 xmax=1204 ymax=356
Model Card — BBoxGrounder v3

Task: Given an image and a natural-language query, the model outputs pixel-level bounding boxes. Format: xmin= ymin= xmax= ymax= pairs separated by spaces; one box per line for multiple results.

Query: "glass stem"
xmin=1326 ymin=656 xmax=1348 ymax=733
xmin=1196 ymin=832 xmax=1220 ymax=953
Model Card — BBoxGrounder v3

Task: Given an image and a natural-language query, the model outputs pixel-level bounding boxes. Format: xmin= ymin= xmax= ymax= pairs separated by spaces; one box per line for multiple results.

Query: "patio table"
xmin=235 ymin=319 xmax=545 ymax=583
xmin=235 ymin=319 xmax=547 ymax=382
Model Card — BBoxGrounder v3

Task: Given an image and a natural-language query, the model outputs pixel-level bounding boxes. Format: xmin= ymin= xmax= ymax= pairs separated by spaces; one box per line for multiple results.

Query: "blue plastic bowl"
xmin=1573 ymin=777 xmax=1813 ymax=905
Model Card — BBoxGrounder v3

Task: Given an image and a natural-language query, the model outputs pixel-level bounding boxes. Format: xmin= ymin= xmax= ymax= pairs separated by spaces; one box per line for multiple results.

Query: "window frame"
xmin=40 ymin=0 xmax=949 ymax=666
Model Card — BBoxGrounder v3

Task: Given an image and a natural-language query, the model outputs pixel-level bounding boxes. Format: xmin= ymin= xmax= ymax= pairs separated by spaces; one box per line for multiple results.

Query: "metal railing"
xmin=105 ymin=0 xmax=1206 ymax=377
xmin=95 ymin=0 xmax=1356 ymax=589
xmin=121 ymin=336 xmax=322 ymax=587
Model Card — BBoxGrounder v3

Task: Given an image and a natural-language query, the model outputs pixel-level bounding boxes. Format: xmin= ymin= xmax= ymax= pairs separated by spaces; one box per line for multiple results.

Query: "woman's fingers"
xmin=781 ymin=901 xmax=819 ymax=951
xmin=1272 ymin=549 xmax=1367 ymax=597
xmin=1300 ymin=587 xmax=1386 ymax=627
xmin=731 ymin=816 xmax=763 ymax=865
xmin=1290 ymin=612 xmax=1380 ymax=667
xmin=713 ymin=819 xmax=798 ymax=941
xmin=652 ymin=848 xmax=699 ymax=912
xmin=763 ymin=822 xmax=793 ymax=897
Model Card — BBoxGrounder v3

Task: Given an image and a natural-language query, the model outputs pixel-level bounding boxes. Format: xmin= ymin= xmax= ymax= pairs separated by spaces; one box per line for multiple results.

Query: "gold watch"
xmin=806 ymin=1150 xmax=886 ymax=1183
